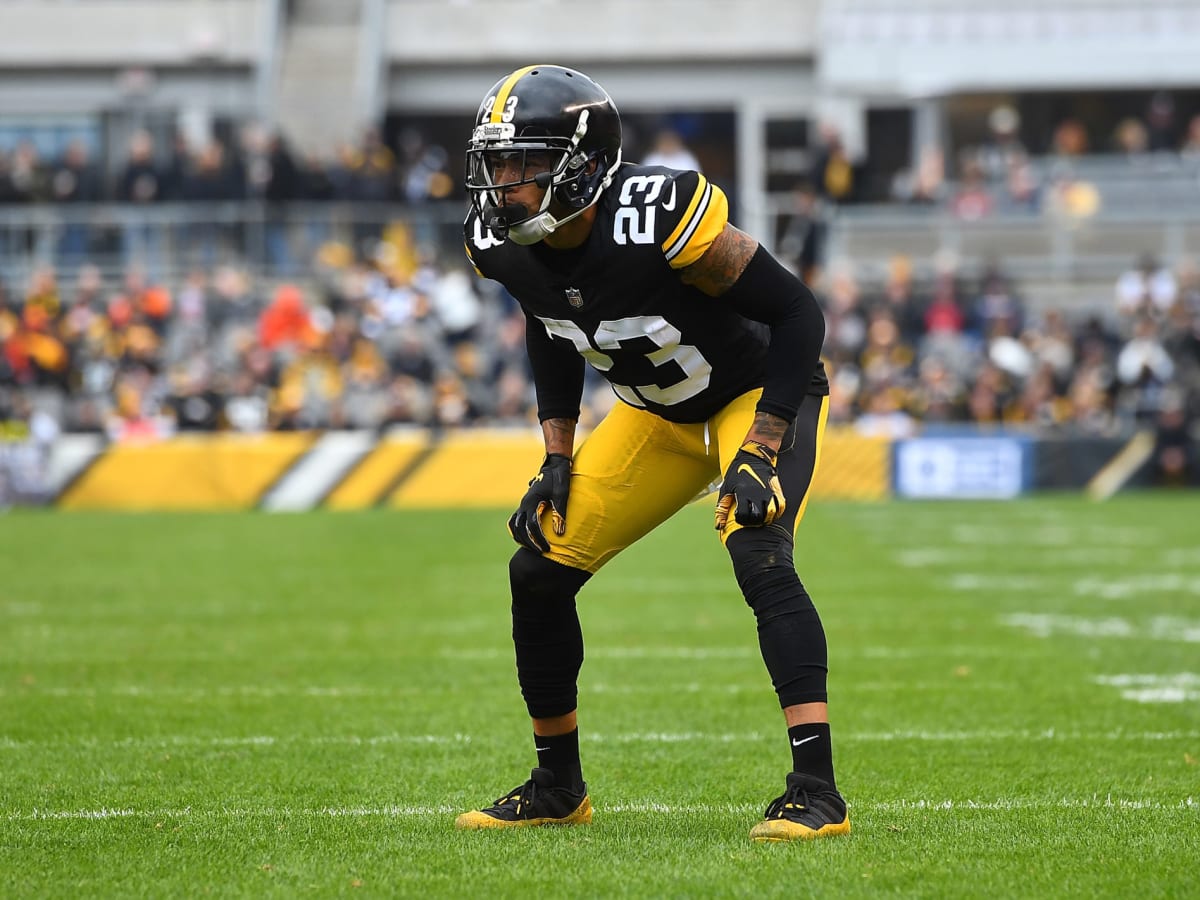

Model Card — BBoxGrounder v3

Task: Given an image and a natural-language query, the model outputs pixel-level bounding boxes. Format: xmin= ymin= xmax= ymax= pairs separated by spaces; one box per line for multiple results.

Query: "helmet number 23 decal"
xmin=537 ymin=314 xmax=712 ymax=407
xmin=480 ymin=94 xmax=519 ymax=123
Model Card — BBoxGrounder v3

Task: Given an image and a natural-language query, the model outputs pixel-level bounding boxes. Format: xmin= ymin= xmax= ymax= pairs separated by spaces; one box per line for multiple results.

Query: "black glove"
xmin=508 ymin=453 xmax=572 ymax=553
xmin=714 ymin=441 xmax=786 ymax=531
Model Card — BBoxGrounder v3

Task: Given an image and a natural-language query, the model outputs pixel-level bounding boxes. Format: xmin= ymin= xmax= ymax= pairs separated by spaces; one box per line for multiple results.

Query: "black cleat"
xmin=455 ymin=767 xmax=592 ymax=830
xmin=750 ymin=773 xmax=850 ymax=842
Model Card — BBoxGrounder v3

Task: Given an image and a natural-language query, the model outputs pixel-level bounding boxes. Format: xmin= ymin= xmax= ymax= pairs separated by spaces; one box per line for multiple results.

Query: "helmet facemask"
xmin=467 ymin=109 xmax=621 ymax=245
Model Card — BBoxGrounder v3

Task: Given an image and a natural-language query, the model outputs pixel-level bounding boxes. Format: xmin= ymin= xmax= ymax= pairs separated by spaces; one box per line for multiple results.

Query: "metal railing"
xmin=2 ymin=194 xmax=1199 ymax=288
xmin=821 ymin=205 xmax=1200 ymax=282
xmin=0 ymin=200 xmax=469 ymax=284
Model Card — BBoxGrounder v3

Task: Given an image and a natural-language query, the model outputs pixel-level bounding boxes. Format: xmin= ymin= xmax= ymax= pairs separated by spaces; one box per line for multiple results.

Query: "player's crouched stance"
xmin=453 ymin=64 xmax=849 ymax=842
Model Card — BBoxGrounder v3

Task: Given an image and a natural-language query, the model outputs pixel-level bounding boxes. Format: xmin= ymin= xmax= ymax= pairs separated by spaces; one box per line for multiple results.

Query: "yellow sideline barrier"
xmin=810 ymin=427 xmax=891 ymax=501
xmin=325 ymin=432 xmax=427 ymax=510
xmin=58 ymin=433 xmax=315 ymax=510
xmin=388 ymin=426 xmax=890 ymax=507
xmin=54 ymin=427 xmax=890 ymax=511
xmin=390 ymin=430 xmax=546 ymax=508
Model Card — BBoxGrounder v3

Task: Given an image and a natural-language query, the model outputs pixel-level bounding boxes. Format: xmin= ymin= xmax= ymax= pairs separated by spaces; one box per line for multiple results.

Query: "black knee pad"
xmin=508 ymin=549 xmax=591 ymax=719
xmin=726 ymin=526 xmax=800 ymax=618
xmin=509 ymin=548 xmax=591 ymax=603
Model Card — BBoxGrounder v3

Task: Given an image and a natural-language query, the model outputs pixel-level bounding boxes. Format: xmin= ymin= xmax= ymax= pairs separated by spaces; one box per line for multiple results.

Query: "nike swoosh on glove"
xmin=508 ymin=453 xmax=572 ymax=553
xmin=714 ymin=441 xmax=786 ymax=531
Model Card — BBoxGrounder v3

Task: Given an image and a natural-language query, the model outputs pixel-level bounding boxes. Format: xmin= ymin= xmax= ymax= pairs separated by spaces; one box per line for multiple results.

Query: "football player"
xmin=454 ymin=65 xmax=847 ymax=842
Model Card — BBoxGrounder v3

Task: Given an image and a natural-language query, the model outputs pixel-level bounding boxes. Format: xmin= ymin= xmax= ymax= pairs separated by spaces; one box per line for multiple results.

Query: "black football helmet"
xmin=466 ymin=64 xmax=622 ymax=244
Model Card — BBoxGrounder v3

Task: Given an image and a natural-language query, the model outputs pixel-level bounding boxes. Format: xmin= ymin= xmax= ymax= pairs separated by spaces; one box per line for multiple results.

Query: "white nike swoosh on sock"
xmin=791 ymin=735 xmax=819 ymax=747
xmin=535 ymin=746 xmax=550 ymax=752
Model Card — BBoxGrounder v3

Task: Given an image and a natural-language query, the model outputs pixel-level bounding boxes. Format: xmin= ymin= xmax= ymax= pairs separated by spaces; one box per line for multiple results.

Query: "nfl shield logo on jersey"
xmin=565 ymin=287 xmax=584 ymax=308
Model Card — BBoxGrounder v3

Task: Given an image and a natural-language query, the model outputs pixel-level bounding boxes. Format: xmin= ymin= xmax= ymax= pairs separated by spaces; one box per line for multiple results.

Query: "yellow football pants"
xmin=540 ymin=390 xmax=829 ymax=574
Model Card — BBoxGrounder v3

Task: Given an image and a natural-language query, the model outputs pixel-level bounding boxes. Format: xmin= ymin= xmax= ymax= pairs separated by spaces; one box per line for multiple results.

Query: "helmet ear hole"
xmin=552 ymin=149 xmax=613 ymax=209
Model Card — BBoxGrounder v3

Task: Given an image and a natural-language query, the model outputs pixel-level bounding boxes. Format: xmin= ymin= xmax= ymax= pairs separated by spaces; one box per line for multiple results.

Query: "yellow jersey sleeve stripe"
xmin=490 ymin=65 xmax=540 ymax=123
xmin=661 ymin=174 xmax=709 ymax=257
xmin=664 ymin=180 xmax=729 ymax=269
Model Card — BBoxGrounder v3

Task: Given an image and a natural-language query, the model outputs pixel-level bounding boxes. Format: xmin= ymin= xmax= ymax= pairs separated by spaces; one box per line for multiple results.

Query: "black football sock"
xmin=534 ymin=728 xmax=584 ymax=793
xmin=787 ymin=722 xmax=836 ymax=789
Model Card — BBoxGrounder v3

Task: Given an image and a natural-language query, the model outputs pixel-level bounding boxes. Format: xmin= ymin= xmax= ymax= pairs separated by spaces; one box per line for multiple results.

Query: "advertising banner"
xmin=894 ymin=436 xmax=1032 ymax=499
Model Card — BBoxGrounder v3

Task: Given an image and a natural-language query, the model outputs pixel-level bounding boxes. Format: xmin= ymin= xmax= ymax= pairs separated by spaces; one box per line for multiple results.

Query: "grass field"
xmin=2 ymin=495 xmax=1198 ymax=898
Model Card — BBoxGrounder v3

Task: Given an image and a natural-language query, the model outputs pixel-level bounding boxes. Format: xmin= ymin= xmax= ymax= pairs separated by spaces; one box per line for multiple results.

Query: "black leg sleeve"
xmin=509 ymin=548 xmax=592 ymax=719
xmin=726 ymin=527 xmax=829 ymax=707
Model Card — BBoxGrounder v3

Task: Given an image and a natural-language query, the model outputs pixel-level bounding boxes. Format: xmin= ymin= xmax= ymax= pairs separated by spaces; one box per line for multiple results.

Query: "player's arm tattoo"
xmin=542 ymin=417 xmax=578 ymax=459
xmin=745 ymin=411 xmax=789 ymax=452
xmin=678 ymin=225 xmax=759 ymax=297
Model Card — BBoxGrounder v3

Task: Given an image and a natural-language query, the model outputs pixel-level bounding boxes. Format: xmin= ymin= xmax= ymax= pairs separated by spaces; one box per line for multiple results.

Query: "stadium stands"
xmin=0 ymin=0 xmax=1197 ymax=505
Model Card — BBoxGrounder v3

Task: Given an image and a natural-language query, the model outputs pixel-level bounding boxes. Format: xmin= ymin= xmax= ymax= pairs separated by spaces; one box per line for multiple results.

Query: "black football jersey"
xmin=464 ymin=163 xmax=828 ymax=424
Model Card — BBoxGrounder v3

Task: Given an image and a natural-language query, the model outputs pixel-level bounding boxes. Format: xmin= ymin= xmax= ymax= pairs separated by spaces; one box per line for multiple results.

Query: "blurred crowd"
xmin=888 ymin=94 xmax=1200 ymax=218
xmin=0 ymin=123 xmax=459 ymax=293
xmin=3 ymin=233 xmax=1198 ymax=476
xmin=818 ymin=251 xmax=1200 ymax=485
xmin=0 ymin=124 xmax=454 ymax=209
xmin=2 ymin=108 xmax=1200 ymax=504
xmin=0 ymin=227 xmax=544 ymax=446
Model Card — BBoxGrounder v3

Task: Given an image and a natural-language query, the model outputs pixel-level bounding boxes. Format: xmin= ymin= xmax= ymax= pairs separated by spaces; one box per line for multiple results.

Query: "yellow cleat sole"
xmin=749 ymin=815 xmax=851 ymax=843
xmin=454 ymin=796 xmax=593 ymax=830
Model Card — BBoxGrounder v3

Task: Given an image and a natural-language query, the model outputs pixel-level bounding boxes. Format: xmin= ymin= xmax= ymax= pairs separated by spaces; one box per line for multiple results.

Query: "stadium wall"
xmin=49 ymin=428 xmax=1170 ymax=511
xmin=50 ymin=427 xmax=893 ymax=511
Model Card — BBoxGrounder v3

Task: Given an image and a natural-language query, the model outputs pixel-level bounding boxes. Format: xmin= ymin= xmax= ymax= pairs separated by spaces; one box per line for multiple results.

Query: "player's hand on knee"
xmin=508 ymin=453 xmax=572 ymax=553
xmin=714 ymin=441 xmax=786 ymax=530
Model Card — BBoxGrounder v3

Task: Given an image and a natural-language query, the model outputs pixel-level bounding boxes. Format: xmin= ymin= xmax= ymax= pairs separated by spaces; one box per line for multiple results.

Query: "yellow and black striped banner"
xmin=53 ymin=426 xmax=890 ymax=511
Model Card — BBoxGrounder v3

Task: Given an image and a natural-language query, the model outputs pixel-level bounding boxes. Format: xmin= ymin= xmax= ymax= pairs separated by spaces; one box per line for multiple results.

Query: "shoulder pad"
xmin=607 ymin=167 xmax=729 ymax=268
xmin=650 ymin=170 xmax=729 ymax=269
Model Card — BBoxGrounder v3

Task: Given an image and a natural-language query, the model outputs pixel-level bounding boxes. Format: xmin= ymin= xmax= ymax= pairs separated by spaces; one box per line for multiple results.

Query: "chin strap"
xmin=483 ymin=140 xmax=622 ymax=246
xmin=508 ymin=205 xmax=591 ymax=245
xmin=508 ymin=149 xmax=622 ymax=245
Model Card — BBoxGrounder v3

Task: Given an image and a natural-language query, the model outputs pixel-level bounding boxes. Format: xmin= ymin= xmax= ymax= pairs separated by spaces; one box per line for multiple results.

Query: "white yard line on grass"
xmin=892 ymin=549 xmax=972 ymax=567
xmin=865 ymin=796 xmax=1197 ymax=811
xmin=1074 ymin=575 xmax=1200 ymax=599
xmin=1117 ymin=688 xmax=1200 ymax=702
xmin=1094 ymin=674 xmax=1200 ymax=703
xmin=442 ymin=645 xmax=1040 ymax=662
xmin=1003 ymin=613 xmax=1200 ymax=642
xmin=9 ymin=796 xmax=1194 ymax=822
xmin=954 ymin=570 xmax=1200 ymax=597
xmin=3 ymin=729 xmax=1198 ymax=752
xmin=949 ymin=525 xmax=1158 ymax=547
xmin=855 ymin=646 xmax=1041 ymax=659
xmin=0 ymin=678 xmax=1009 ymax=701
xmin=0 ymin=734 xmax=476 ymax=751
xmin=441 ymin=647 xmax=759 ymax=661
xmin=949 ymin=574 xmax=1052 ymax=592
xmin=1095 ymin=673 xmax=1200 ymax=687
xmin=590 ymin=680 xmax=1010 ymax=695
xmin=0 ymin=685 xmax=396 ymax=699
xmin=900 ymin=548 xmax=1141 ymax=568
xmin=831 ymin=729 xmax=1200 ymax=742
